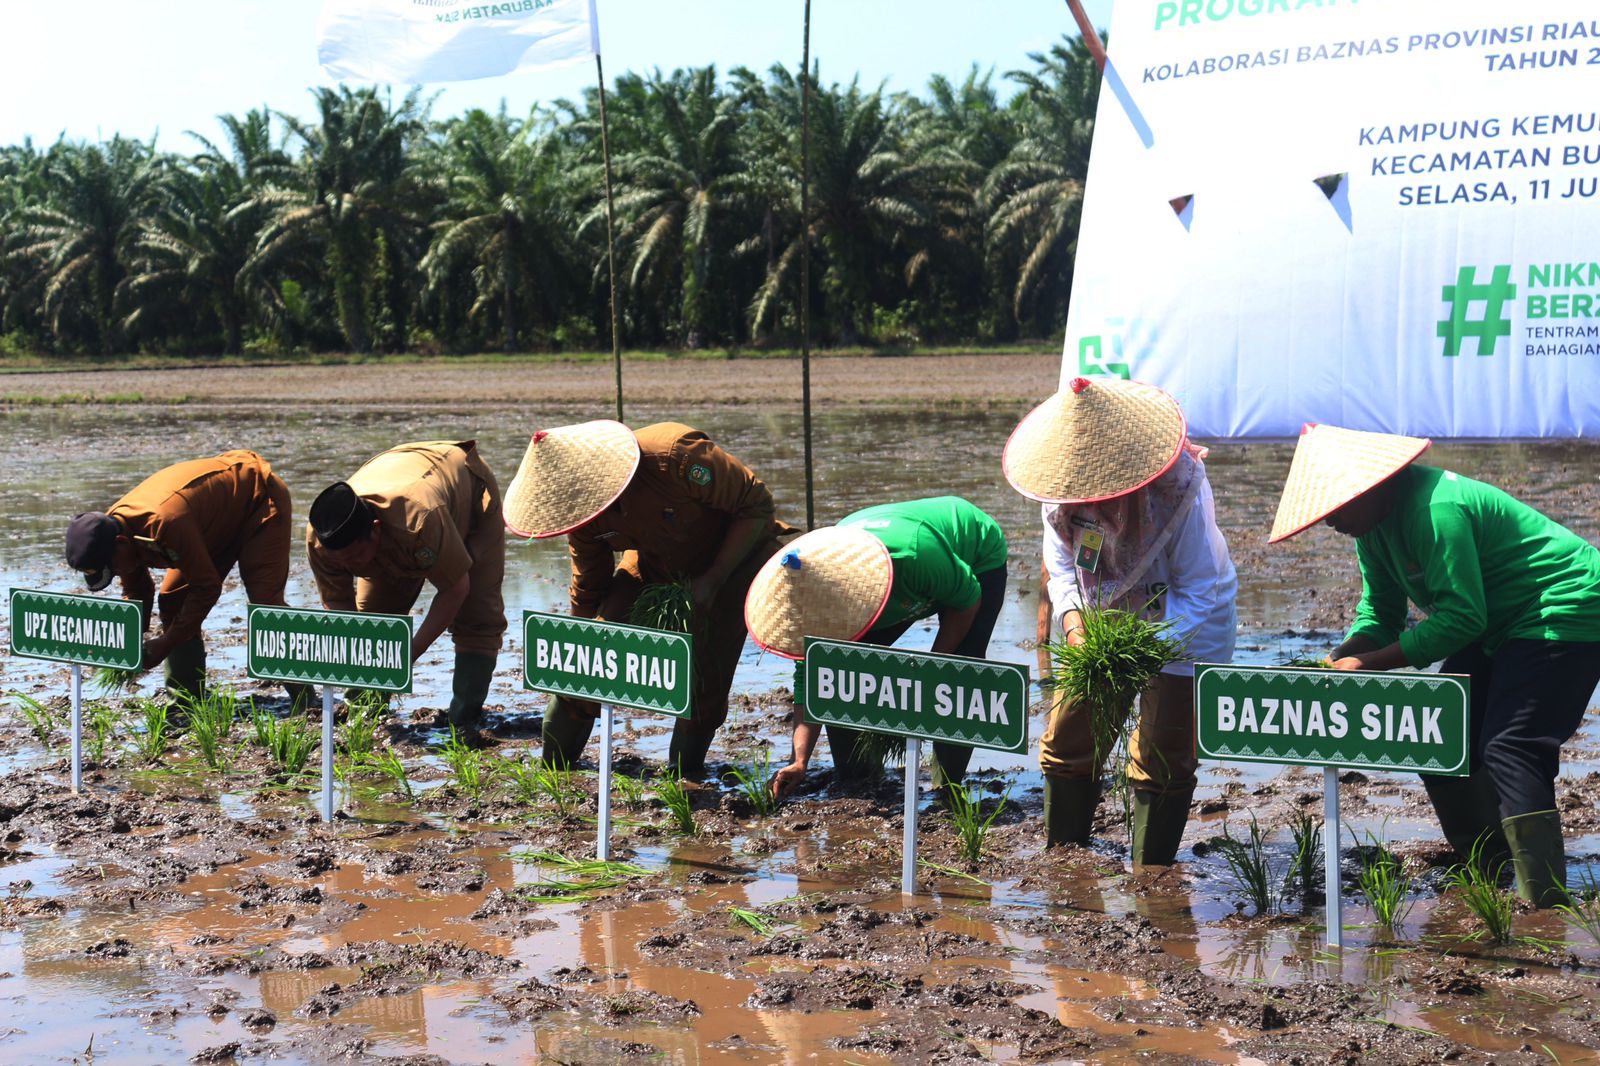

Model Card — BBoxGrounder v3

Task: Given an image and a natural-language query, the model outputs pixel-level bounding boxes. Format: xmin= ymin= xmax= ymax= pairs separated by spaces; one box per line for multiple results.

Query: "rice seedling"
xmin=1279 ymin=656 xmax=1331 ymax=669
xmin=133 ymin=698 xmax=171 ymax=764
xmin=1446 ymin=837 xmax=1516 ymax=946
xmin=256 ymin=710 xmax=318 ymax=779
xmin=847 ymin=729 xmax=905 ymax=770
xmin=629 ymin=577 xmax=695 ymax=633
xmin=365 ymin=748 xmax=414 ymax=801
xmin=729 ymin=907 xmax=776 ymax=936
xmin=1215 ymin=815 xmax=1279 ymax=917
xmin=184 ymin=687 xmax=247 ymax=772
xmin=1048 ymin=603 xmax=1185 ymax=768
xmin=91 ymin=666 xmax=142 ymax=695
xmin=439 ymin=729 xmax=493 ymax=801
xmin=501 ymin=756 xmax=584 ymax=816
xmin=1356 ymin=833 xmax=1417 ymax=934
xmin=10 ymin=692 xmax=61 ymax=749
xmin=725 ymin=746 xmax=779 ymax=816
xmin=918 ymin=858 xmax=990 ymax=885
xmin=1284 ymin=810 xmax=1324 ymax=902
xmin=946 ymin=782 xmax=1009 ymax=865
xmin=1555 ymin=868 xmax=1600 ymax=948
xmin=612 ymin=772 xmax=647 ymax=806
xmin=654 ymin=771 xmax=696 ymax=834
xmin=340 ymin=698 xmax=380 ymax=762
xmin=86 ymin=700 xmax=120 ymax=764
xmin=509 ymin=850 xmax=651 ymax=902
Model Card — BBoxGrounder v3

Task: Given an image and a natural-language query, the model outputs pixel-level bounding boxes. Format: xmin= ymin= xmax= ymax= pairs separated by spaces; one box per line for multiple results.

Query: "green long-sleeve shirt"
xmin=1347 ymin=465 xmax=1600 ymax=665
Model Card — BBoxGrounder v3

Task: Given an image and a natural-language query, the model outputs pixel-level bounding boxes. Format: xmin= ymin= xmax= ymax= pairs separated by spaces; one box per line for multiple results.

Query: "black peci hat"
xmin=65 ymin=512 xmax=121 ymax=591
xmin=309 ymin=482 xmax=377 ymax=551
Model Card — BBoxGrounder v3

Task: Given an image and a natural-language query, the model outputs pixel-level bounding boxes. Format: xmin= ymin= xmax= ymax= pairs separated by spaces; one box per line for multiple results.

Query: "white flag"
xmin=317 ymin=0 xmax=599 ymax=85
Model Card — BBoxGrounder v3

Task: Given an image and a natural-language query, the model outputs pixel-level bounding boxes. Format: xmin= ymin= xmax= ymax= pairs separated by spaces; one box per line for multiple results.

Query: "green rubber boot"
xmin=541 ymin=698 xmax=596 ymax=768
xmin=668 ymin=720 xmax=716 ymax=781
xmin=1131 ymin=786 xmax=1195 ymax=866
xmin=446 ymin=652 xmax=498 ymax=733
xmin=1044 ymin=775 xmax=1100 ymax=848
xmin=931 ymin=742 xmax=974 ymax=792
xmin=1423 ymin=770 xmax=1511 ymax=874
xmin=284 ymin=683 xmax=316 ymax=715
xmin=1503 ymin=809 xmax=1567 ymax=908
xmin=163 ymin=637 xmax=207 ymax=713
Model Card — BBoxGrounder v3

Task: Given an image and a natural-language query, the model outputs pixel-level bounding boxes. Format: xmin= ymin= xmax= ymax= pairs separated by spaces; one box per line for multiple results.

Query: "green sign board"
xmin=247 ymin=605 xmax=412 ymax=692
xmin=1195 ymin=664 xmax=1469 ymax=776
xmin=802 ymin=638 xmax=1030 ymax=753
xmin=9 ymin=589 xmax=143 ymax=670
xmin=523 ymin=611 xmax=692 ymax=718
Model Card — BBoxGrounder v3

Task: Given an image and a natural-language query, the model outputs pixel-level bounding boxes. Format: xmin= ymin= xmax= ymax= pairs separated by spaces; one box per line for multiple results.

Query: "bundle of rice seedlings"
xmin=629 ymin=577 xmax=695 ymax=634
xmin=91 ymin=667 xmax=142 ymax=695
xmin=1048 ymin=605 xmax=1186 ymax=767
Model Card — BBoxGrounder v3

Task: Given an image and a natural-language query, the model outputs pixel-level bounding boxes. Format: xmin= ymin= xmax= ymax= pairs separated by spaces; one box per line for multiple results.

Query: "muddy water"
xmin=3 ymin=403 xmax=1600 ymax=1064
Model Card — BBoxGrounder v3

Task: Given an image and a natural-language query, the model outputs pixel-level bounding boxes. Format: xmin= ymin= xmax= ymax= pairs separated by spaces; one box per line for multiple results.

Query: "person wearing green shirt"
xmin=744 ymin=497 xmax=1009 ymax=799
xmin=1271 ymin=424 xmax=1600 ymax=907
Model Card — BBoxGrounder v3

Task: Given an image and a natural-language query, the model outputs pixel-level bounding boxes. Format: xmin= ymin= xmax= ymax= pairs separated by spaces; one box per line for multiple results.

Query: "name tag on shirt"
xmin=1076 ymin=530 xmax=1104 ymax=573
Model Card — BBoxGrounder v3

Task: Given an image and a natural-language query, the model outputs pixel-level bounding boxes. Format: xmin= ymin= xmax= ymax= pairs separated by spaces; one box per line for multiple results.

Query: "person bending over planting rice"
xmin=748 ymin=496 xmax=1009 ymax=800
xmin=308 ymin=441 xmax=506 ymax=742
xmin=502 ymin=421 xmax=796 ymax=780
xmin=1270 ymin=424 xmax=1600 ymax=907
xmin=64 ymin=450 xmax=304 ymax=709
xmin=1006 ymin=377 xmax=1237 ymax=865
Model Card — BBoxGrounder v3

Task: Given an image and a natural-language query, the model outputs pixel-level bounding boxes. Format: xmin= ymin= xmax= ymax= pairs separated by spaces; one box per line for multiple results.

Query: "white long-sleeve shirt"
xmin=1042 ymin=477 xmax=1237 ymax=678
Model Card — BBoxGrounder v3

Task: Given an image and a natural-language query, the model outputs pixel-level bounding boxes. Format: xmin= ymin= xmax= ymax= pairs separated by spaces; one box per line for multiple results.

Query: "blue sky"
xmin=1 ymin=0 xmax=1113 ymax=149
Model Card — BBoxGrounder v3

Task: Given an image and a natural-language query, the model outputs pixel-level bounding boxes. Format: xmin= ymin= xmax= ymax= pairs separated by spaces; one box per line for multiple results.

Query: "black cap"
xmin=65 ymin=512 xmax=120 ymax=591
xmin=310 ymin=482 xmax=376 ymax=551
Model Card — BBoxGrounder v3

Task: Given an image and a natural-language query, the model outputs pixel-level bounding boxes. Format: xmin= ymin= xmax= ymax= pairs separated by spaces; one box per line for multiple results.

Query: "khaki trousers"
xmin=1038 ymin=671 xmax=1197 ymax=794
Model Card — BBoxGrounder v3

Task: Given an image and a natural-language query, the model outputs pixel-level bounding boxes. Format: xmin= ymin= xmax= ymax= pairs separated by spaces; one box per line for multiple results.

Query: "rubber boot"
xmin=284 ymin=683 xmax=315 ymax=715
xmin=1130 ymin=786 xmax=1195 ymax=866
xmin=1503 ymin=809 xmax=1567 ymax=908
xmin=930 ymin=742 xmax=974 ymax=792
xmin=667 ymin=720 xmax=716 ymax=781
xmin=1423 ymin=770 xmax=1511 ymax=874
xmin=1044 ymin=774 xmax=1100 ymax=848
xmin=163 ymin=637 xmax=207 ymax=716
xmin=541 ymin=698 xmax=596 ymax=769
xmin=446 ymin=652 xmax=498 ymax=733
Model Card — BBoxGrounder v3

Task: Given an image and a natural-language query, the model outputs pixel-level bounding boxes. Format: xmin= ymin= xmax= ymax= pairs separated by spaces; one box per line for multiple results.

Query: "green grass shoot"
xmin=254 ymin=707 xmax=317 ymax=779
xmin=86 ymin=700 xmax=120 ymax=764
xmin=439 ymin=729 xmax=493 ymax=801
xmin=341 ymin=698 xmax=380 ymax=762
xmin=729 ymin=906 xmax=776 ymax=936
xmin=612 ymin=772 xmax=647 ymax=806
xmin=133 ymin=698 xmax=170 ymax=764
xmin=725 ymin=746 xmax=779 ymax=816
xmin=654 ymin=771 xmax=696 ymax=834
xmin=1284 ymin=810 xmax=1324 ymax=903
xmin=1356 ymin=831 xmax=1417 ymax=934
xmin=946 ymin=782 xmax=1008 ymax=865
xmin=502 ymin=755 xmax=584 ymax=816
xmin=365 ymin=748 xmax=414 ymax=801
xmin=1047 ymin=604 xmax=1185 ymax=767
xmin=1555 ymin=868 xmax=1600 ymax=947
xmin=1446 ymin=836 xmax=1516 ymax=945
xmin=1215 ymin=815 xmax=1279 ymax=917
xmin=184 ymin=686 xmax=246 ymax=772
xmin=629 ymin=577 xmax=695 ymax=634
xmin=509 ymin=850 xmax=651 ymax=902
xmin=10 ymin=692 xmax=61 ymax=749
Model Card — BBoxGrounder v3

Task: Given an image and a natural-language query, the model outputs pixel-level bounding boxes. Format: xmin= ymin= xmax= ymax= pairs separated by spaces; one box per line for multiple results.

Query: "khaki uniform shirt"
xmin=110 ymin=451 xmax=281 ymax=644
xmin=569 ymin=423 xmax=794 ymax=614
xmin=308 ymin=441 xmax=491 ymax=601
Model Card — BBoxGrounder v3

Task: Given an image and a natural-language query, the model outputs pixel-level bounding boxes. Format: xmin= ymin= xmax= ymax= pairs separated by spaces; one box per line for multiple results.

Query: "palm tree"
xmin=2 ymin=137 xmax=166 ymax=353
xmin=983 ymin=35 xmax=1100 ymax=333
xmin=419 ymin=106 xmax=580 ymax=351
xmin=246 ymin=87 xmax=427 ymax=353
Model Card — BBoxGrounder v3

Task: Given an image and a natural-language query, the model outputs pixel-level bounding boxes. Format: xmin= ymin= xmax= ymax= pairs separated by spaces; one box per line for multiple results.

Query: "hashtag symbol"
xmin=1437 ymin=266 xmax=1516 ymax=357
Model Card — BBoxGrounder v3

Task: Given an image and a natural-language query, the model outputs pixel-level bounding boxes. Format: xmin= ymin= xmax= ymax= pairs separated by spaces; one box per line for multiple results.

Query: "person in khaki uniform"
xmin=307 ymin=441 xmax=506 ymax=735
xmin=1004 ymin=378 xmax=1236 ymax=865
xmin=63 ymin=450 xmax=296 ymax=704
xmin=502 ymin=420 xmax=795 ymax=779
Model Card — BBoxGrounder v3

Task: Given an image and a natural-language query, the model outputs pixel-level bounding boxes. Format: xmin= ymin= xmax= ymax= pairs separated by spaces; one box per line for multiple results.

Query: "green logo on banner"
xmin=1439 ymin=265 xmax=1516 ymax=357
xmin=1195 ymin=664 xmax=1468 ymax=775
xmin=9 ymin=589 xmax=143 ymax=670
xmin=802 ymin=637 xmax=1030 ymax=753
xmin=523 ymin=611 xmax=693 ymax=717
xmin=247 ymin=605 xmax=412 ymax=692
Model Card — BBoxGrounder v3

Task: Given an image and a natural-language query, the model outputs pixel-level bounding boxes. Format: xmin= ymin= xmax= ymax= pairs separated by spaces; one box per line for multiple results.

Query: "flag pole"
xmin=799 ymin=0 xmax=816 ymax=530
xmin=1063 ymin=0 xmax=1108 ymax=72
xmin=595 ymin=51 xmax=624 ymax=422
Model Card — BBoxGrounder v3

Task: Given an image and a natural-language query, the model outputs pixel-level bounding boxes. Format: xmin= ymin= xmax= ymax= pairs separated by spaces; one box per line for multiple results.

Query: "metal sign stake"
xmin=1324 ymin=765 xmax=1342 ymax=950
xmin=321 ymin=686 xmax=335 ymax=823
xmin=597 ymin=704 xmax=614 ymax=861
xmin=902 ymin=737 xmax=920 ymax=896
xmin=70 ymin=664 xmax=83 ymax=794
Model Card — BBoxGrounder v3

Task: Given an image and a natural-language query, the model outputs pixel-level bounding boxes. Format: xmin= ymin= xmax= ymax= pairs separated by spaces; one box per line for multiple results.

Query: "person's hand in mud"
xmin=771 ymin=710 xmax=820 ymax=801
xmin=770 ymin=760 xmax=807 ymax=800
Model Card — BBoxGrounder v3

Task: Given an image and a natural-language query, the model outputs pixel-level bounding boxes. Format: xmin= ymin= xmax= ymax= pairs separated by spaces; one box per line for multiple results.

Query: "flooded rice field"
xmin=3 ymin=392 xmax=1600 ymax=1064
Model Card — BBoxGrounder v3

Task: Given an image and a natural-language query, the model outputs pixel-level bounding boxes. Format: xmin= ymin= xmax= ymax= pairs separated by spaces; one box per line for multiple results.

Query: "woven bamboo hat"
xmin=744 ymin=527 xmax=893 ymax=660
xmin=1268 ymin=423 xmax=1431 ymax=543
xmin=1002 ymin=376 xmax=1188 ymax=504
xmin=503 ymin=421 xmax=641 ymax=539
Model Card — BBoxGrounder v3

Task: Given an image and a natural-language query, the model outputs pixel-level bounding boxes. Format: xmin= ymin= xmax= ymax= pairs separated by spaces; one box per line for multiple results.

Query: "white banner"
xmin=317 ymin=0 xmax=599 ymax=84
xmin=1065 ymin=1 xmax=1600 ymax=438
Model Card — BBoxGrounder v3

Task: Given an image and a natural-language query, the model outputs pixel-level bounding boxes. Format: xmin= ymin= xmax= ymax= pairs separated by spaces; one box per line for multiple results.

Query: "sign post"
xmin=802 ymin=638 xmax=1029 ymax=896
xmin=247 ymin=605 xmax=413 ymax=822
xmin=9 ymin=589 xmax=143 ymax=793
xmin=1195 ymin=664 xmax=1470 ymax=949
xmin=522 ymin=611 xmax=693 ymax=861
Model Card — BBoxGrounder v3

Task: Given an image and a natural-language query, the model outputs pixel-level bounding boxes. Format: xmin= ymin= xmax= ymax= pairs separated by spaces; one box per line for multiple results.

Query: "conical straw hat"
xmin=744 ymin=527 xmax=893 ymax=660
xmin=1002 ymin=377 xmax=1188 ymax=503
xmin=1268 ymin=423 xmax=1431 ymax=543
xmin=503 ymin=421 xmax=641 ymax=539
